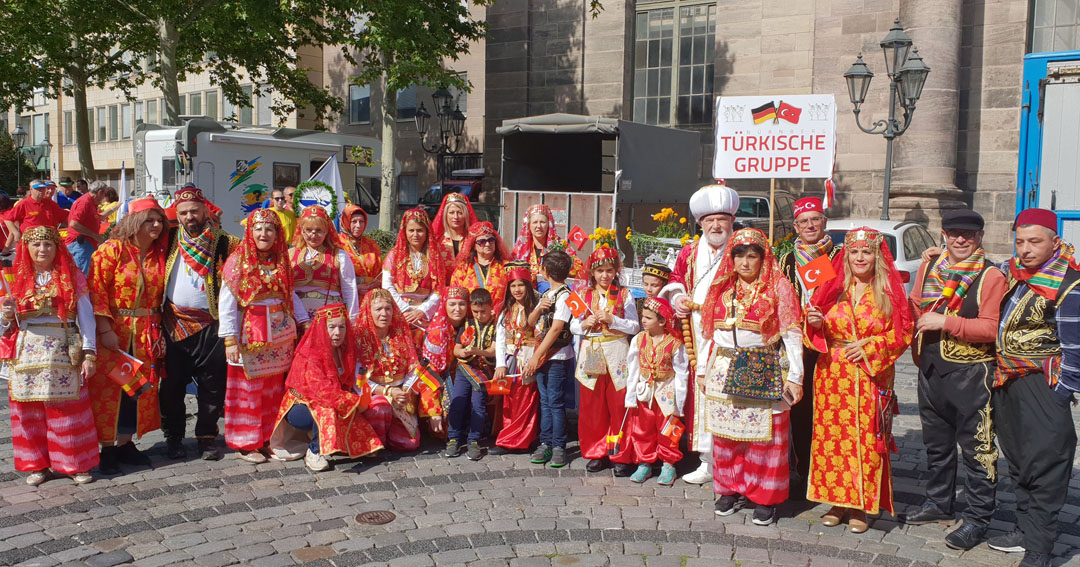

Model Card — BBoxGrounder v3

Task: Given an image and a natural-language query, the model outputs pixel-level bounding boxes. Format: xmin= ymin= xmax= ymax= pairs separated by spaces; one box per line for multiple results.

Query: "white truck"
xmin=133 ymin=119 xmax=390 ymax=236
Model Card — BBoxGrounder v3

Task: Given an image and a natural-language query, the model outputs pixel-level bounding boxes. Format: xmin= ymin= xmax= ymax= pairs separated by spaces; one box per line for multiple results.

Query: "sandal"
xmin=848 ymin=510 xmax=869 ymax=533
xmin=821 ymin=506 xmax=847 ymax=527
xmin=25 ymin=470 xmax=51 ymax=486
xmin=72 ymin=472 xmax=94 ymax=485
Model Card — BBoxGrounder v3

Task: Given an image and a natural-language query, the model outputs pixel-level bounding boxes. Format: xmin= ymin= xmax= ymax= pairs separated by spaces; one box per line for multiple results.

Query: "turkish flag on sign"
xmin=565 ymin=290 xmax=590 ymax=318
xmin=567 ymin=225 xmax=588 ymax=250
xmin=797 ymin=254 xmax=837 ymax=290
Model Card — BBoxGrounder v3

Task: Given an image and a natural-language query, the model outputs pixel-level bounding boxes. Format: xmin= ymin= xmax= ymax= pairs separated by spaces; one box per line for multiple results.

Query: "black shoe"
xmin=444 ymin=439 xmax=462 ymax=458
xmin=98 ymin=446 xmax=120 ymax=475
xmin=752 ymin=505 xmax=776 ymax=526
xmin=549 ymin=447 xmax=567 ymax=468
xmin=1020 ymin=551 xmax=1052 ymax=567
xmin=116 ymin=442 xmax=152 ymax=467
xmin=987 ymin=529 xmax=1026 ymax=553
xmin=466 ymin=442 xmax=483 ymax=461
xmin=165 ymin=439 xmax=186 ymax=460
xmin=900 ymin=501 xmax=955 ymax=525
xmin=530 ymin=444 xmax=552 ymax=464
xmin=612 ymin=463 xmax=635 ymax=477
xmin=586 ymin=457 xmax=609 ymax=473
xmin=489 ymin=446 xmax=509 ymax=456
xmin=198 ymin=439 xmax=221 ymax=461
xmin=714 ymin=494 xmax=740 ymax=516
xmin=945 ymin=522 xmax=987 ymax=551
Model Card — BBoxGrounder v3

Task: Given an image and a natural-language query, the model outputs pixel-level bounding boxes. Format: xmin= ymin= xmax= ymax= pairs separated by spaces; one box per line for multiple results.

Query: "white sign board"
xmin=713 ymin=94 xmax=837 ymax=179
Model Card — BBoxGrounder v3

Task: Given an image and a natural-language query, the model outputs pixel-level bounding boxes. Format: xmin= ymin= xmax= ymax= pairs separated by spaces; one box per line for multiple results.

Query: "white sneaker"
xmin=270 ymin=447 xmax=304 ymax=462
xmin=682 ymin=461 xmax=712 ymax=485
xmin=304 ymin=449 xmax=329 ymax=472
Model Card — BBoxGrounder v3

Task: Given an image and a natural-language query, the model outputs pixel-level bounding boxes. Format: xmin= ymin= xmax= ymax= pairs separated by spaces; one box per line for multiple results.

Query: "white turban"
xmin=689 ymin=183 xmax=739 ymax=223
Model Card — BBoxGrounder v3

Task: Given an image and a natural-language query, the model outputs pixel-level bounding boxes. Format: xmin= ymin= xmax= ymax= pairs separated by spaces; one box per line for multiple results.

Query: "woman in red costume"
xmin=291 ymin=206 xmax=359 ymax=320
xmin=357 ymin=289 xmax=443 ymax=451
xmin=268 ymin=303 xmax=383 ymax=471
xmin=448 ymin=221 xmax=511 ymax=309
xmin=491 ymin=261 xmax=542 ymax=453
xmin=338 ymin=205 xmax=383 ymax=298
xmin=509 ymin=204 xmax=581 ymax=282
xmin=219 ymin=209 xmax=310 ymax=464
xmin=805 ymin=227 xmax=914 ymax=533
xmin=700 ymin=228 xmax=804 ymax=526
xmin=381 ymin=208 xmax=447 ymax=326
xmin=432 ymin=192 xmax=478 ymax=259
xmin=89 ymin=198 xmax=169 ymax=475
xmin=3 ymin=226 xmax=98 ymax=485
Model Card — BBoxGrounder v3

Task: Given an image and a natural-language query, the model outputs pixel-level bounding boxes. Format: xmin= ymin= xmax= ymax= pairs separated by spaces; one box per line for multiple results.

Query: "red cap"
xmin=1013 ymin=208 xmax=1058 ymax=233
xmin=793 ymin=197 xmax=823 ymax=219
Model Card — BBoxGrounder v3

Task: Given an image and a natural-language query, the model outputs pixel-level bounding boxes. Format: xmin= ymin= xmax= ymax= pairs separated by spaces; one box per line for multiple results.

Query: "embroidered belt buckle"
xmin=115 ymin=307 xmax=161 ymax=317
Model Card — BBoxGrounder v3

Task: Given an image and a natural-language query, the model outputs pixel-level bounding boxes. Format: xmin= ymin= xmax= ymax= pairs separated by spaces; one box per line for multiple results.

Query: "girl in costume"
xmin=448 ymin=221 xmax=511 ymax=313
xmin=491 ymin=262 xmax=542 ymax=454
xmin=338 ymin=205 xmax=383 ymax=299
xmin=291 ymin=206 xmax=359 ymax=320
xmin=3 ymin=226 xmax=98 ymax=485
xmin=219 ymin=209 xmax=309 ymax=464
xmin=381 ymin=208 xmax=447 ymax=327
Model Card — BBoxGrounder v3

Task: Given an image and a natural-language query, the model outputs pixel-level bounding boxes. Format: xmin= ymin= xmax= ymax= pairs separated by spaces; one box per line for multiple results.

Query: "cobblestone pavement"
xmin=1 ymin=356 xmax=1079 ymax=567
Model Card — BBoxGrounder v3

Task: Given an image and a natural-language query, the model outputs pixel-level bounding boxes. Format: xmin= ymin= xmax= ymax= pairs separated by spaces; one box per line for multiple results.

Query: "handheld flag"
xmin=607 ymin=407 xmax=632 ymax=456
xmin=459 ymin=325 xmax=476 ymax=346
xmin=797 ymin=254 xmax=837 ymax=291
xmin=484 ymin=375 xmax=511 ymax=395
xmin=0 ymin=267 xmax=13 ymax=298
xmin=410 ymin=363 xmax=441 ymax=394
xmin=106 ymin=350 xmax=151 ymax=398
xmin=567 ymin=225 xmax=588 ymax=250
xmin=565 ymin=290 xmax=590 ymax=318
xmin=660 ymin=416 xmax=685 ymax=448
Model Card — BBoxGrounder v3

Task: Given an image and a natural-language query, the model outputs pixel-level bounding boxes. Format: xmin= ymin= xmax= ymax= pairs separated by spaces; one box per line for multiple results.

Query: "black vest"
xmin=997 ymin=266 xmax=1080 ymax=378
xmin=914 ymin=260 xmax=996 ymax=376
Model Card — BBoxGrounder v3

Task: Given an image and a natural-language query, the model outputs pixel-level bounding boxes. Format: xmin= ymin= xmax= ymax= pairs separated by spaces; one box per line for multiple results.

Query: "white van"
xmin=133 ymin=119 xmax=392 ymax=236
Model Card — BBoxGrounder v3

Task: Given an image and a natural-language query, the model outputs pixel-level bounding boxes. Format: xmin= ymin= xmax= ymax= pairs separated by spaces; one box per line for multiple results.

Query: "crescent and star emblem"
xmin=804 ymin=269 xmax=821 ymax=283
xmin=119 ymin=362 xmax=134 ymax=376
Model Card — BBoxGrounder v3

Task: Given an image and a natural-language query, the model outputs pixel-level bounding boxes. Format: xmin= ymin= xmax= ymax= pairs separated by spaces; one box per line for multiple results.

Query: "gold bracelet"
xmin=224 ymin=337 xmax=238 ymax=347
xmin=83 ymin=353 xmax=97 ymax=362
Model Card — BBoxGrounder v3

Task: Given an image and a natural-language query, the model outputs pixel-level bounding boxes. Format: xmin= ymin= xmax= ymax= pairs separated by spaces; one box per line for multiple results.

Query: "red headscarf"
xmin=293 ymin=205 xmax=342 ymax=251
xmin=340 ymin=204 xmax=368 ymax=237
xmin=12 ymin=226 xmax=87 ymax=321
xmin=223 ymin=208 xmax=294 ymax=313
xmin=432 ymin=193 xmax=478 ymax=247
xmin=284 ymin=303 xmax=363 ymax=410
xmin=511 ymin=204 xmax=559 ymax=260
xmin=641 ymin=296 xmax=681 ymax=339
xmin=385 ymin=208 xmax=446 ymax=293
xmin=809 ymin=226 xmax=914 ymax=346
xmin=454 ymin=221 xmax=510 ymax=265
xmin=702 ymin=228 xmax=801 ymax=344
xmin=356 ymin=289 xmax=419 ymax=379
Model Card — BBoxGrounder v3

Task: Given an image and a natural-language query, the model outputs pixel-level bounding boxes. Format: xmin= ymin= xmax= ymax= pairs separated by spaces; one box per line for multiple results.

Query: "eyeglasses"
xmin=795 ymin=216 xmax=826 ymax=227
xmin=476 ymin=238 xmax=496 ymax=246
xmin=945 ymin=230 xmax=979 ymax=241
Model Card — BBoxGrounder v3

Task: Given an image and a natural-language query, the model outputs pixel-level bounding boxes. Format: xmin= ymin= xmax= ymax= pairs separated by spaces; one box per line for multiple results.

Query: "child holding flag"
xmin=623 ymin=298 xmax=688 ymax=485
xmin=491 ymin=261 xmax=541 ymax=454
xmin=570 ymin=242 xmax=639 ymax=475
xmin=445 ymin=288 xmax=497 ymax=460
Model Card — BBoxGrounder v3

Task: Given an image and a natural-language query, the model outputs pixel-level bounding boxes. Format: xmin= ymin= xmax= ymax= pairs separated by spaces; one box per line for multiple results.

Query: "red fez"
xmin=793 ymin=197 xmax=823 ymax=218
xmin=174 ymin=184 xmax=207 ymax=205
xmin=1013 ymin=208 xmax=1058 ymax=233
xmin=446 ymin=287 xmax=470 ymax=301
xmin=128 ymin=198 xmax=162 ymax=214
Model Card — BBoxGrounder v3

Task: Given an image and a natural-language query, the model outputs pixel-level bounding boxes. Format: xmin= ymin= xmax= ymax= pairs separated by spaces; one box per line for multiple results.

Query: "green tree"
xmin=0 ymin=131 xmax=38 ymax=194
xmin=0 ymin=0 xmax=146 ymax=179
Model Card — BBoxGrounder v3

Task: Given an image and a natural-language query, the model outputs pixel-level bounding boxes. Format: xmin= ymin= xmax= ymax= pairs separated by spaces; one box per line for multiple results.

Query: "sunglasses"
xmin=273 ymin=197 xmax=286 ymax=202
xmin=476 ymin=238 xmax=496 ymax=245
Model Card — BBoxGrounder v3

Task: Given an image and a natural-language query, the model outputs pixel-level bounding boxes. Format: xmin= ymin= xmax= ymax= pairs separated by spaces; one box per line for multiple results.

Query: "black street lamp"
xmin=414 ymin=86 xmax=466 ymax=181
xmin=843 ymin=18 xmax=930 ymax=220
xmin=12 ymin=124 xmax=28 ymax=191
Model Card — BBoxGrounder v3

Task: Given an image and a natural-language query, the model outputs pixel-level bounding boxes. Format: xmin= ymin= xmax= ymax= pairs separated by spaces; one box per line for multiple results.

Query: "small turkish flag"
xmin=660 ymin=416 xmax=685 ymax=447
xmin=106 ymin=350 xmax=151 ymax=398
xmin=797 ymin=254 xmax=837 ymax=290
xmin=777 ymin=101 xmax=803 ymax=124
xmin=565 ymin=290 xmax=589 ymax=318
xmin=484 ymin=375 xmax=511 ymax=395
xmin=459 ymin=325 xmax=476 ymax=346
xmin=567 ymin=225 xmax=588 ymax=250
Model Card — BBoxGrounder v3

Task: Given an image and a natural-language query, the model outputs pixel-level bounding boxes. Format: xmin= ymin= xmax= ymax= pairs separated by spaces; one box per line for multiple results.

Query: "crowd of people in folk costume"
xmin=2 ymin=177 xmax=1077 ymax=567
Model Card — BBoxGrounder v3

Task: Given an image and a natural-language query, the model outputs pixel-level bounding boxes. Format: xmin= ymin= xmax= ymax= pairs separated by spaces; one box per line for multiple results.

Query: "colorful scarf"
xmin=920 ymin=248 xmax=986 ymax=312
xmin=792 ymin=234 xmax=833 ymax=267
xmin=178 ymin=225 xmax=215 ymax=278
xmin=1009 ymin=242 xmax=1078 ymax=300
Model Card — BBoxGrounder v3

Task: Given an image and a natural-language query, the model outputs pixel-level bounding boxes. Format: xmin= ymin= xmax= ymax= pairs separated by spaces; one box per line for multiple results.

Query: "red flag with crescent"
xmin=106 ymin=350 xmax=151 ymax=397
xmin=797 ymin=254 xmax=837 ymax=291
xmin=567 ymin=225 xmax=588 ymax=250
xmin=565 ymin=290 xmax=589 ymax=318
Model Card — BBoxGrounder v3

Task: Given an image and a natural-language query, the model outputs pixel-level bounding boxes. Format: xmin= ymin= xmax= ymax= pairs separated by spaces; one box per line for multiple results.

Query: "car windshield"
xmin=736 ymin=196 xmax=769 ymax=218
xmin=828 ymin=229 xmax=898 ymax=259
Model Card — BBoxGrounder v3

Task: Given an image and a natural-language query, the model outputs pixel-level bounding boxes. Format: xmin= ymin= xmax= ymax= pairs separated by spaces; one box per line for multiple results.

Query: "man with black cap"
xmin=159 ymin=185 xmax=238 ymax=461
xmin=986 ymin=208 xmax=1079 ymax=567
xmin=55 ymin=177 xmax=79 ymax=210
xmin=901 ymin=209 xmax=1006 ymax=550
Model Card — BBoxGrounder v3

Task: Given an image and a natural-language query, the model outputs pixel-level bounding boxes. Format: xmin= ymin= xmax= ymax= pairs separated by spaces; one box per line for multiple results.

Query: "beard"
xmin=705 ymin=230 xmax=727 ymax=249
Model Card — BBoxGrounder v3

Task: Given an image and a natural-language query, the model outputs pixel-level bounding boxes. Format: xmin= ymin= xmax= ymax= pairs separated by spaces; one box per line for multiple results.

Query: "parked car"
xmin=731 ymin=188 xmax=797 ymax=243
xmin=827 ymin=219 xmax=937 ymax=295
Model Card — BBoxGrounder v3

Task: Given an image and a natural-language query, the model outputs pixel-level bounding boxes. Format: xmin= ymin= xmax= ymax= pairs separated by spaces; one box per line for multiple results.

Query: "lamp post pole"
xmin=12 ymin=124 xmax=27 ymax=192
xmin=842 ymin=19 xmax=930 ymax=221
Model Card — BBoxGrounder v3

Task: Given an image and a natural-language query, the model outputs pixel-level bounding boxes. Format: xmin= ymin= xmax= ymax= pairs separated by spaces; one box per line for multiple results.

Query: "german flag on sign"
xmin=751 ymin=101 xmax=777 ymax=124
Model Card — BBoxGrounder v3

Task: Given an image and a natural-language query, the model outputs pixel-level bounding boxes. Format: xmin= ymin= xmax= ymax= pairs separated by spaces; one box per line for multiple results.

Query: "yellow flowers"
xmin=651 ymin=207 xmax=678 ymax=222
xmin=680 ymin=234 xmax=691 ymax=246
xmin=679 ymin=217 xmax=687 ymax=224
xmin=589 ymin=227 xmax=617 ymax=248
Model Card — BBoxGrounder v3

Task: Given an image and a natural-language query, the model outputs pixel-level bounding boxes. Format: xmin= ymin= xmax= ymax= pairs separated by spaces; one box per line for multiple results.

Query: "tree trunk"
xmin=377 ymin=73 xmax=397 ymax=231
xmin=68 ymin=68 xmax=96 ymax=180
xmin=158 ymin=18 xmax=182 ymax=126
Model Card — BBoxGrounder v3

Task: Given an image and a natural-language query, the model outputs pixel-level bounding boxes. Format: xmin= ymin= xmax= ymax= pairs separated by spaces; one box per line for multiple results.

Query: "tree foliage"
xmin=0 ymin=131 xmax=38 ymax=194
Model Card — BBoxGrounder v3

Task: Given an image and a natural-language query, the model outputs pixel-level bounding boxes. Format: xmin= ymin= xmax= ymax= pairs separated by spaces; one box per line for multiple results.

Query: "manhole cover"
xmin=355 ymin=510 xmax=396 ymax=525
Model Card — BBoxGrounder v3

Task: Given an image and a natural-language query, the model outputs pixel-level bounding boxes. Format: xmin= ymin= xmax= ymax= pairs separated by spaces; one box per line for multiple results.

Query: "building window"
xmin=146 ymin=99 xmax=158 ymax=125
xmin=449 ymin=72 xmax=468 ymax=117
xmin=97 ymin=107 xmax=106 ymax=141
xmin=1031 ymin=0 xmax=1080 ymax=52
xmin=109 ymin=105 xmax=119 ymax=141
xmin=256 ymin=90 xmax=273 ymax=126
xmin=121 ymin=103 xmax=132 ymax=139
xmin=223 ymin=86 xmax=253 ymax=125
xmin=32 ymin=113 xmax=47 ymax=145
xmin=134 ymin=101 xmax=143 ymax=126
xmin=398 ymin=173 xmax=419 ymax=204
xmin=179 ymin=95 xmax=186 ymax=116
xmin=397 ymin=85 xmax=419 ymax=121
xmin=273 ymin=163 xmax=301 ymax=190
xmin=189 ymin=92 xmax=202 ymax=116
xmin=632 ymin=1 xmax=716 ymax=126
xmin=206 ymin=91 xmax=218 ymax=121
xmin=63 ymin=111 xmax=73 ymax=145
xmin=88 ymin=110 xmax=95 ymax=142
xmin=349 ymin=84 xmax=371 ymax=123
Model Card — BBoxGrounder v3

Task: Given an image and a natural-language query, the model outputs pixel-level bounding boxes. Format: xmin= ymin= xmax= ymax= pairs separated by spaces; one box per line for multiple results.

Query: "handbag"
xmin=721 ymin=319 xmax=782 ymax=401
xmin=581 ymin=339 xmax=608 ymax=376
xmin=64 ymin=321 xmax=83 ymax=367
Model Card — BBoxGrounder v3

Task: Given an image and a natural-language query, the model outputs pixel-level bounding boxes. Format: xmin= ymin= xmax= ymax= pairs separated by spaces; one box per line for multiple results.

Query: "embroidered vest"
xmin=915 ymin=262 xmax=996 ymax=374
xmin=585 ymin=286 xmax=627 ymax=336
xmin=16 ymin=286 xmax=62 ymax=320
xmin=995 ymin=266 xmax=1080 ymax=387
xmin=457 ymin=319 xmax=496 ymax=368
xmin=636 ymin=333 xmax=680 ymax=416
xmin=503 ymin=304 xmax=536 ymax=349
xmin=292 ymin=248 xmax=339 ymax=293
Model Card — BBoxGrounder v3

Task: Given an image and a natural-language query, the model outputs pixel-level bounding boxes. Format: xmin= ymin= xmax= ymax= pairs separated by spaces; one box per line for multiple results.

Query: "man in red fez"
xmin=159 ymin=185 xmax=240 ymax=461
xmin=987 ymin=208 xmax=1079 ymax=567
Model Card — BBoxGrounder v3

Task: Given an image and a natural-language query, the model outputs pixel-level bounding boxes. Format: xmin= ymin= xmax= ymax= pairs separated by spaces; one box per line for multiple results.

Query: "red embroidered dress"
xmin=381 ymin=209 xmax=446 ymax=322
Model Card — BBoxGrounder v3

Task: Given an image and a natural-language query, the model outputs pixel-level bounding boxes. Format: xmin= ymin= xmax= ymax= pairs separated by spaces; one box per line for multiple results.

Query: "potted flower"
xmin=626 ymin=207 xmax=691 ymax=268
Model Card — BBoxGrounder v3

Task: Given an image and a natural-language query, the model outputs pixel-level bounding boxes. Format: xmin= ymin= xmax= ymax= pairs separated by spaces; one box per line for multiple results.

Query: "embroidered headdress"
xmin=12 ymin=226 xmax=87 ymax=321
xmin=222 ymin=208 xmax=293 ymax=314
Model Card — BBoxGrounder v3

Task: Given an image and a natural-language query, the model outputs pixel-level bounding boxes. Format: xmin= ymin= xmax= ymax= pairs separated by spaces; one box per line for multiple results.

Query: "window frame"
xmin=63 ymin=111 xmax=73 ymax=145
xmin=1029 ymin=0 xmax=1080 ymax=53
xmin=121 ymin=103 xmax=132 ymax=140
xmin=348 ymin=83 xmax=372 ymax=124
xmin=206 ymin=90 xmax=218 ymax=121
xmin=632 ymin=0 xmax=716 ymax=127
xmin=108 ymin=105 xmax=119 ymax=141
